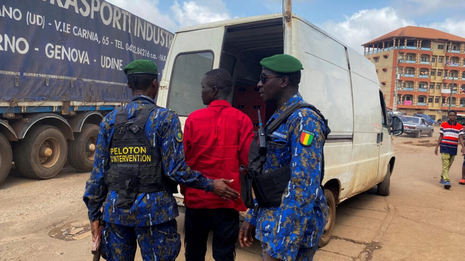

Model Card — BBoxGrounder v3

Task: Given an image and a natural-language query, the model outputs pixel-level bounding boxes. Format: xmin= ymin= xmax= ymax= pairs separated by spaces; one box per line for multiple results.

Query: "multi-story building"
xmin=363 ymin=26 xmax=465 ymax=121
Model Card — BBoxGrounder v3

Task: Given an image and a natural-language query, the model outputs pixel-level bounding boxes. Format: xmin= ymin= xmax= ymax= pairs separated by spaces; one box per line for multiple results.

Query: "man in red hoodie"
xmin=182 ymin=68 xmax=254 ymax=261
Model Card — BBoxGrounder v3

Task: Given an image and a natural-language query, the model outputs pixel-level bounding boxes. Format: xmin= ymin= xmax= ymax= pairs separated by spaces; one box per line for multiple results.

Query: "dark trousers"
xmin=184 ymin=208 xmax=239 ymax=261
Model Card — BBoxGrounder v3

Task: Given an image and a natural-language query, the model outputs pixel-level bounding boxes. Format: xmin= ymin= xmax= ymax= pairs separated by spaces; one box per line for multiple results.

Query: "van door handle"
xmin=377 ymin=132 xmax=383 ymax=143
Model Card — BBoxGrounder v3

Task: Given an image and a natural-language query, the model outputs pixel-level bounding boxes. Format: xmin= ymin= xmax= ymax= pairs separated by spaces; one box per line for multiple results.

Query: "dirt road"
xmin=1 ymin=127 xmax=464 ymax=261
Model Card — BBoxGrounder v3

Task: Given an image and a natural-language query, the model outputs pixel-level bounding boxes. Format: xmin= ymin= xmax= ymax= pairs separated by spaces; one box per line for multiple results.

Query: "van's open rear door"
xmin=157 ymin=27 xmax=225 ymax=115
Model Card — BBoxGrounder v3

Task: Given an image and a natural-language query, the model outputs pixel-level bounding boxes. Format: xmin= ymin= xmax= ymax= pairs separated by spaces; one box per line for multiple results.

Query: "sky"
xmin=106 ymin=0 xmax=465 ymax=53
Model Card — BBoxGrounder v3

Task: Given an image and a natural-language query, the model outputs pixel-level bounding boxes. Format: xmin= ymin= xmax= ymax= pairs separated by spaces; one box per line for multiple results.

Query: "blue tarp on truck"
xmin=0 ymin=1 xmax=173 ymax=184
xmin=0 ymin=0 xmax=173 ymax=103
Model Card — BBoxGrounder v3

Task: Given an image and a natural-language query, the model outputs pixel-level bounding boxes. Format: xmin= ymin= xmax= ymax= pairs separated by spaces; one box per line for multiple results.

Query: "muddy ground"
xmin=1 ymin=126 xmax=464 ymax=261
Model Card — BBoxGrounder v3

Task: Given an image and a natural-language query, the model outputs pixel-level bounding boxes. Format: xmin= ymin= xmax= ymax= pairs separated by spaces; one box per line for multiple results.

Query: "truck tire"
xmin=319 ymin=188 xmax=336 ymax=247
xmin=428 ymin=129 xmax=433 ymax=137
xmin=0 ymin=133 xmax=12 ymax=185
xmin=67 ymin=124 xmax=99 ymax=172
xmin=378 ymin=164 xmax=391 ymax=196
xmin=14 ymin=125 xmax=68 ymax=179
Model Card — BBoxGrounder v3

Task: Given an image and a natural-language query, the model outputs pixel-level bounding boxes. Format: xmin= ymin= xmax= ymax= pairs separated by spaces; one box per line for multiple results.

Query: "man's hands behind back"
xmin=212 ymin=179 xmax=239 ymax=200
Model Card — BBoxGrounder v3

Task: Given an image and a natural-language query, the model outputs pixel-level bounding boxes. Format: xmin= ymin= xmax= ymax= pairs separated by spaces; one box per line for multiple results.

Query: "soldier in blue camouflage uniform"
xmin=83 ymin=60 xmax=239 ymax=261
xmin=239 ymin=54 xmax=328 ymax=261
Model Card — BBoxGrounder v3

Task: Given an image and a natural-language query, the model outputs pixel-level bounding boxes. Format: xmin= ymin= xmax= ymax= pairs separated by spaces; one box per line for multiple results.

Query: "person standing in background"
xmin=434 ymin=110 xmax=465 ymax=189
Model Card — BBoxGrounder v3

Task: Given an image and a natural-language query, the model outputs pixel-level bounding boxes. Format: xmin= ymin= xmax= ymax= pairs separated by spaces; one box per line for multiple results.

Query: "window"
xmin=438 ymin=45 xmax=444 ymax=49
xmin=418 ymin=97 xmax=425 ymax=103
xmin=374 ymin=57 xmax=379 ymax=62
xmin=382 ymin=68 xmax=388 ymax=72
xmin=435 ymin=97 xmax=440 ymax=103
xmin=430 ymin=83 xmax=434 ymax=89
xmin=431 ymin=71 xmax=435 ymax=76
xmin=453 ymin=46 xmax=457 ymax=50
xmin=383 ymin=55 xmax=389 ymax=59
xmin=421 ymin=56 xmax=427 ymax=61
xmin=379 ymin=91 xmax=388 ymax=128
xmin=436 ymin=84 xmax=441 ymax=89
xmin=428 ymin=97 xmax=433 ymax=103
xmin=439 ymin=57 xmax=443 ymax=63
xmin=442 ymin=97 xmax=446 ymax=103
xmin=437 ymin=71 xmax=442 ymax=76
xmin=432 ymin=57 xmax=436 ymax=63
xmin=167 ymin=51 xmax=214 ymax=116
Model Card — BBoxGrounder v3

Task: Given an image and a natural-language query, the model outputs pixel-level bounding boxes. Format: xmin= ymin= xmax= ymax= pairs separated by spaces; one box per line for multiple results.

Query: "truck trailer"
xmin=0 ymin=0 xmax=173 ymax=184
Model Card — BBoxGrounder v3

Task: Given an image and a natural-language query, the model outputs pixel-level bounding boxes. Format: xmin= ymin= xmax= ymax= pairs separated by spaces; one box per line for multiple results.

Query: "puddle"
xmin=48 ymin=221 xmax=91 ymax=241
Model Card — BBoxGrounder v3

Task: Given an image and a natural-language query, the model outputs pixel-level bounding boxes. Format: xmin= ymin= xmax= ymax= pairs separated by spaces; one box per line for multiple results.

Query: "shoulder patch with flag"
xmin=299 ymin=130 xmax=315 ymax=146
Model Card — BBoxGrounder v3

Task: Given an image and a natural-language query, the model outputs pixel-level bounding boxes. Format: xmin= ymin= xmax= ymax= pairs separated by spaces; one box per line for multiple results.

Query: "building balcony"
xmin=403 ymin=74 xmax=416 ymax=78
xmin=421 ymin=47 xmax=431 ymax=51
xmin=406 ymin=60 xmax=416 ymax=63
xmin=417 ymin=102 xmax=427 ymax=106
xmin=406 ymin=46 xmax=417 ymax=50
xmin=441 ymin=89 xmax=457 ymax=94
xmin=419 ymin=75 xmax=429 ymax=78
xmin=418 ymin=88 xmax=428 ymax=92
xmin=448 ymin=50 xmax=461 ymax=53
xmin=446 ymin=63 xmax=460 ymax=67
xmin=444 ymin=76 xmax=459 ymax=80
xmin=402 ymin=87 xmax=414 ymax=91
xmin=420 ymin=61 xmax=430 ymax=64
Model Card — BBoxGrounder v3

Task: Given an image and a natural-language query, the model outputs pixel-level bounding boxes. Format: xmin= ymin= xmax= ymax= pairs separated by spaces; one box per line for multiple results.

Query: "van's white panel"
xmin=292 ymin=20 xmax=353 ymax=136
xmin=349 ymin=48 xmax=393 ymax=184
xmin=346 ymin=48 xmax=380 ymax=84
xmin=349 ymin=74 xmax=382 ymax=196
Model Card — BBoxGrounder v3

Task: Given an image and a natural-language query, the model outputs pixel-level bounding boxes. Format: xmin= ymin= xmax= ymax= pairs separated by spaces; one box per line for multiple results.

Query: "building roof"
xmin=363 ymin=26 xmax=465 ymax=46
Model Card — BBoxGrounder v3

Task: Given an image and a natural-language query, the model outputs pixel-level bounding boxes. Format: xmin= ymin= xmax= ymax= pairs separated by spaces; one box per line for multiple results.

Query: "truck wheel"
xmin=67 ymin=124 xmax=99 ymax=172
xmin=428 ymin=129 xmax=433 ymax=137
xmin=0 ymin=133 xmax=12 ymax=185
xmin=378 ymin=164 xmax=391 ymax=196
xmin=14 ymin=125 xmax=68 ymax=179
xmin=319 ymin=188 xmax=336 ymax=247
xmin=415 ymin=131 xmax=421 ymax=138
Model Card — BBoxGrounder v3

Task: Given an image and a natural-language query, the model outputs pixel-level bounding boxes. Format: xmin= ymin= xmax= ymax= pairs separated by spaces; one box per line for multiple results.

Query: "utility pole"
xmin=393 ymin=65 xmax=399 ymax=111
xmin=449 ymin=72 xmax=455 ymax=111
xmin=283 ymin=0 xmax=292 ymax=55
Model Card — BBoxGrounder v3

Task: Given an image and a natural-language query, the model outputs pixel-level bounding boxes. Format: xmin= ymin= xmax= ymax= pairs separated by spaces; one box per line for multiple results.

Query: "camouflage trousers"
xmin=261 ymin=243 xmax=318 ymax=261
xmin=102 ymin=219 xmax=180 ymax=261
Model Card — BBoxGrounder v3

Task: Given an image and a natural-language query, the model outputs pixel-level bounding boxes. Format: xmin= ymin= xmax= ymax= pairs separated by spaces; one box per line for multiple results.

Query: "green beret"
xmin=260 ymin=54 xmax=303 ymax=73
xmin=124 ymin=59 xmax=158 ymax=75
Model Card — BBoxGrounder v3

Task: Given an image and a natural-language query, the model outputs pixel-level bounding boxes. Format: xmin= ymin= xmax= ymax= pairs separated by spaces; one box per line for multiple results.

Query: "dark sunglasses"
xmin=260 ymin=73 xmax=284 ymax=84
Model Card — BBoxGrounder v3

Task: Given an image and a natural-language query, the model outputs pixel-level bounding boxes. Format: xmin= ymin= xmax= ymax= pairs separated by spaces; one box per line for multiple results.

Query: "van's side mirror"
xmin=391 ymin=116 xmax=404 ymax=136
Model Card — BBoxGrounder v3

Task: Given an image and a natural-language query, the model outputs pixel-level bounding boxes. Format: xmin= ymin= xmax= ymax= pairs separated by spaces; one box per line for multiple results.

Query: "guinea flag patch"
xmin=299 ymin=130 xmax=314 ymax=146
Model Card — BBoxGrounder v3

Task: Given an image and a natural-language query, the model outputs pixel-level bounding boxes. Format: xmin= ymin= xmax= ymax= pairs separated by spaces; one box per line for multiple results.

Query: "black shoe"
xmin=444 ymin=181 xmax=451 ymax=189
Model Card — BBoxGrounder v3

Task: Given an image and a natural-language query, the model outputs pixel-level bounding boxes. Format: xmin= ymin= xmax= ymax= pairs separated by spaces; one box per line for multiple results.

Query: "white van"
xmin=157 ymin=13 xmax=404 ymax=246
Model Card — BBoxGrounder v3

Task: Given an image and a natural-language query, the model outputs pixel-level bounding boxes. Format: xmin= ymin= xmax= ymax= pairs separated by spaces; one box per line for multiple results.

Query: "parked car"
xmin=413 ymin=113 xmax=435 ymax=125
xmin=401 ymin=116 xmax=434 ymax=137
